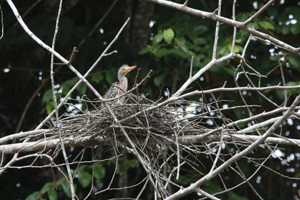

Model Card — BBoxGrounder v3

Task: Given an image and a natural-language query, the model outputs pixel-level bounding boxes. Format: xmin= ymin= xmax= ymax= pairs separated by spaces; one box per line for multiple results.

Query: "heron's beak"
xmin=125 ymin=66 xmax=136 ymax=73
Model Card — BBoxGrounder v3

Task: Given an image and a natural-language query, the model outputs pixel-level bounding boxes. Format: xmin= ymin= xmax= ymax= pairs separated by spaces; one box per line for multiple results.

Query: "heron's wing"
xmin=104 ymin=82 xmax=122 ymax=99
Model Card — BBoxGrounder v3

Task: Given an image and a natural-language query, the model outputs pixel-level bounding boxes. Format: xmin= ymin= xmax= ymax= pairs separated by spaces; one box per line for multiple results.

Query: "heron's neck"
xmin=119 ymin=76 xmax=128 ymax=91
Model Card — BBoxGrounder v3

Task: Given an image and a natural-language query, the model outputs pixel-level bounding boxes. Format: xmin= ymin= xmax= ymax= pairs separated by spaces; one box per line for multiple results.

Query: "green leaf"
xmin=227 ymin=43 xmax=240 ymax=53
xmin=228 ymin=191 xmax=248 ymax=200
xmin=175 ymin=176 xmax=190 ymax=185
xmin=247 ymin=22 xmax=257 ymax=29
xmin=281 ymin=25 xmax=291 ymax=35
xmin=25 ymin=191 xmax=41 ymax=200
xmin=128 ymin=160 xmax=139 ymax=168
xmin=60 ymin=180 xmax=69 ymax=194
xmin=41 ymin=182 xmax=55 ymax=193
xmin=46 ymin=101 xmax=54 ymax=115
xmin=275 ymin=89 xmax=285 ymax=100
xmin=48 ymin=189 xmax=57 ymax=200
xmin=116 ymin=162 xmax=121 ymax=174
xmin=236 ymin=13 xmax=249 ymax=21
xmin=154 ymin=71 xmax=168 ymax=86
xmin=76 ymin=82 xmax=87 ymax=96
xmin=193 ymin=37 xmax=207 ymax=45
xmin=78 ymin=164 xmax=88 ymax=171
xmin=94 ymin=166 xmax=106 ymax=180
xmin=60 ymin=180 xmax=77 ymax=198
xmin=287 ymin=82 xmax=300 ymax=95
xmin=175 ymin=38 xmax=195 ymax=57
xmin=42 ymin=89 xmax=53 ymax=105
xmin=163 ymin=28 xmax=175 ymax=44
xmin=288 ymin=56 xmax=299 ymax=68
xmin=153 ymin=48 xmax=185 ymax=58
xmin=267 ymin=7 xmax=278 ymax=17
xmin=139 ymin=46 xmax=150 ymax=54
xmin=258 ymin=21 xmax=274 ymax=30
xmin=105 ymin=70 xmax=116 ymax=84
xmin=193 ymin=25 xmax=208 ymax=35
xmin=91 ymin=74 xmax=103 ymax=84
xmin=285 ymin=7 xmax=300 ymax=21
xmin=78 ymin=171 xmax=92 ymax=188
xmin=291 ymin=24 xmax=300 ymax=35
xmin=62 ymin=86 xmax=70 ymax=95
xmin=153 ymin=32 xmax=164 ymax=46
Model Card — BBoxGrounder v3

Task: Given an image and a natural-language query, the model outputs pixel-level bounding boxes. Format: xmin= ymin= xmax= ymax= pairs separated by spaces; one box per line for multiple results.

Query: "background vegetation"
xmin=1 ymin=0 xmax=300 ymax=199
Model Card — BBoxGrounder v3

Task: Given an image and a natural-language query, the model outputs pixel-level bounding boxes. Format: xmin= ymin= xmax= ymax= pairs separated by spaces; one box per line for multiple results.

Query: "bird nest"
xmin=47 ymin=94 xmax=210 ymax=148
xmin=44 ymin=93 xmax=225 ymax=198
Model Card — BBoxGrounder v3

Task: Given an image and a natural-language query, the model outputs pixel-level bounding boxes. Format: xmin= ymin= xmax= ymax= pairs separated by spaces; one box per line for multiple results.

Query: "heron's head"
xmin=118 ymin=65 xmax=136 ymax=79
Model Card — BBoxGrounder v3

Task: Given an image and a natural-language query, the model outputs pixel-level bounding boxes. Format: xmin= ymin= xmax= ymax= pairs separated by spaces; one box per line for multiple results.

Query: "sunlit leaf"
xmin=258 ymin=21 xmax=274 ymax=30
xmin=227 ymin=43 xmax=240 ymax=53
xmin=163 ymin=28 xmax=175 ymax=44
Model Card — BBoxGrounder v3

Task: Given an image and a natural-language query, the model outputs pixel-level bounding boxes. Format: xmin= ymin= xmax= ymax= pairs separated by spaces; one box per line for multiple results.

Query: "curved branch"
xmin=1 ymin=131 xmax=300 ymax=155
xmin=145 ymin=0 xmax=300 ymax=55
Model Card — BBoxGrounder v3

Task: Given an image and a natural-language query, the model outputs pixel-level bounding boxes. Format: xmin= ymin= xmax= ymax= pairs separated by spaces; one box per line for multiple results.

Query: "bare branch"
xmin=78 ymin=0 xmax=119 ymax=48
xmin=212 ymin=0 xmax=222 ymax=60
xmin=50 ymin=0 xmax=76 ymax=199
xmin=36 ymin=18 xmax=131 ymax=129
xmin=165 ymin=95 xmax=300 ymax=199
xmin=0 ymin=4 xmax=3 ymax=40
xmin=145 ymin=0 xmax=300 ymax=55
xmin=243 ymin=0 xmax=276 ymax=25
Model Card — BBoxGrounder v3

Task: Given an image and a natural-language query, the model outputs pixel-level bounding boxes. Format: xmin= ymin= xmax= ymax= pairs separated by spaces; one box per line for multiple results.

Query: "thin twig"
xmin=49 ymin=0 xmax=76 ymax=199
xmin=189 ymin=56 xmax=194 ymax=79
xmin=212 ymin=0 xmax=222 ymax=59
xmin=196 ymin=188 xmax=220 ymax=200
xmin=36 ymin=18 xmax=131 ymax=129
xmin=12 ymin=0 xmax=42 ymax=27
xmin=243 ymin=0 xmax=276 ymax=25
xmin=165 ymin=95 xmax=300 ymax=199
xmin=231 ymin=0 xmax=237 ymax=54
xmin=78 ymin=0 xmax=119 ymax=48
xmin=0 ymin=4 xmax=3 ymax=40
xmin=146 ymin=0 xmax=300 ymax=55
xmin=276 ymin=53 xmax=287 ymax=106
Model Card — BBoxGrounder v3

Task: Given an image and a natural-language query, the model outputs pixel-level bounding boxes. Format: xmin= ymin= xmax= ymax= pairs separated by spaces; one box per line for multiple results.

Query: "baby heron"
xmin=104 ymin=65 xmax=136 ymax=105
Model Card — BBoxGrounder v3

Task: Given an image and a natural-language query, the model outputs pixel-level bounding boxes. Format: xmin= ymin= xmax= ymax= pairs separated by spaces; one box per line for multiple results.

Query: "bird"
xmin=104 ymin=64 xmax=136 ymax=106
